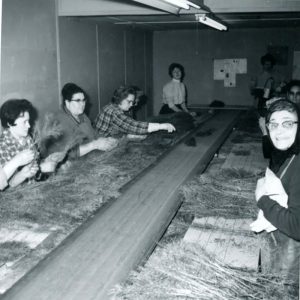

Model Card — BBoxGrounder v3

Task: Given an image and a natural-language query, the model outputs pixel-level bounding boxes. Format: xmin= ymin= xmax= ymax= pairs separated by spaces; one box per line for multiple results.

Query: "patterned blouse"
xmin=0 ymin=129 xmax=38 ymax=167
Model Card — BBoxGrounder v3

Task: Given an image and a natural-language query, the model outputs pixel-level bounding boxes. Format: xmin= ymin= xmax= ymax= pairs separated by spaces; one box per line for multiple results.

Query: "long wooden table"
xmin=1 ymin=110 xmax=241 ymax=300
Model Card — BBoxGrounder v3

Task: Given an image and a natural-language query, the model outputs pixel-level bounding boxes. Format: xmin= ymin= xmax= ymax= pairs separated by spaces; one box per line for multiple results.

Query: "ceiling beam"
xmin=58 ymin=0 xmax=172 ymax=16
xmin=58 ymin=0 xmax=300 ymax=17
xmin=132 ymin=0 xmax=180 ymax=14
xmin=202 ymin=0 xmax=300 ymax=13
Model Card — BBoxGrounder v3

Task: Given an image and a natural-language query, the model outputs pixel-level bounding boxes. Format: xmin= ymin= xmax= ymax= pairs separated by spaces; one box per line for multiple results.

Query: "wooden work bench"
xmin=1 ymin=110 xmax=241 ymax=300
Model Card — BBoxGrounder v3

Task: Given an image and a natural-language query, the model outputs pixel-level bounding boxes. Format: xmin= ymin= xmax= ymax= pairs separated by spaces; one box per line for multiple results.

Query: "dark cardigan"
xmin=257 ymin=154 xmax=300 ymax=241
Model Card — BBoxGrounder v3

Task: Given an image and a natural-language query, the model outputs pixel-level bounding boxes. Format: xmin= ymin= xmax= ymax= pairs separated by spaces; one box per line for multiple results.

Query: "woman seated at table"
xmin=0 ymin=99 xmax=58 ymax=187
xmin=255 ymin=99 xmax=300 ymax=294
xmin=159 ymin=62 xmax=194 ymax=115
xmin=0 ymin=150 xmax=35 ymax=190
xmin=94 ymin=85 xmax=175 ymax=138
xmin=45 ymin=83 xmax=118 ymax=160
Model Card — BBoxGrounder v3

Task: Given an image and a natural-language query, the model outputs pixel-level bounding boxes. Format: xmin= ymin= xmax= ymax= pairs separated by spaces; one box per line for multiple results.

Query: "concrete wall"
xmin=1 ymin=2 xmax=153 ymax=124
xmin=153 ymin=27 xmax=300 ymax=114
xmin=59 ymin=18 xmax=99 ymax=120
xmin=97 ymin=25 xmax=153 ymax=120
xmin=1 ymin=0 xmax=59 ymax=116
xmin=98 ymin=25 xmax=153 ymax=120
xmin=58 ymin=19 xmax=153 ymax=121
xmin=5 ymin=0 xmax=299 ymax=120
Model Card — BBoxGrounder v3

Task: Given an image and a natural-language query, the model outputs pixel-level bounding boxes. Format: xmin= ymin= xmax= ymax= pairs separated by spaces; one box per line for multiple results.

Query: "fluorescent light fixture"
xmin=196 ymin=13 xmax=227 ymax=31
xmin=132 ymin=0 xmax=180 ymax=14
xmin=163 ymin=0 xmax=189 ymax=9
xmin=132 ymin=0 xmax=200 ymax=13
xmin=163 ymin=0 xmax=200 ymax=9
xmin=186 ymin=1 xmax=200 ymax=9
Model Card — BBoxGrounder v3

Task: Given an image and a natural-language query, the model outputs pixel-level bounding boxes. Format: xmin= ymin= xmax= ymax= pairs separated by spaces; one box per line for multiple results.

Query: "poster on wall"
xmin=214 ymin=58 xmax=247 ymax=87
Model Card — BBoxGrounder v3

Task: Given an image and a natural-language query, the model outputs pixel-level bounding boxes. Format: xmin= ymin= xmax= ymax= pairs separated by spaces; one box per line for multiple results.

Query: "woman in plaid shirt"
xmin=94 ymin=86 xmax=175 ymax=138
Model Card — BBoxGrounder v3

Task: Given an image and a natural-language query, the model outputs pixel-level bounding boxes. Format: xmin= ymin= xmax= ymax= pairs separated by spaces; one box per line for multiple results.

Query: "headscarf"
xmin=265 ymin=99 xmax=300 ymax=173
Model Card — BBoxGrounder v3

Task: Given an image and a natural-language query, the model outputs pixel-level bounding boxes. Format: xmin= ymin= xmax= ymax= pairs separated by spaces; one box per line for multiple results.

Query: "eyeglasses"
xmin=288 ymin=92 xmax=300 ymax=97
xmin=125 ymin=99 xmax=136 ymax=106
xmin=266 ymin=120 xmax=298 ymax=131
xmin=70 ymin=98 xmax=86 ymax=103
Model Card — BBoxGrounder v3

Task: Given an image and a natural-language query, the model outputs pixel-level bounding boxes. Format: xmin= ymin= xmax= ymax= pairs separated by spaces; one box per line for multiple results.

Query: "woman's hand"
xmin=40 ymin=161 xmax=57 ymax=173
xmin=13 ymin=149 xmax=35 ymax=167
xmin=45 ymin=151 xmax=66 ymax=163
xmin=160 ymin=123 xmax=176 ymax=133
xmin=39 ymin=151 xmax=66 ymax=173
xmin=20 ymin=163 xmax=39 ymax=180
xmin=127 ymin=134 xmax=147 ymax=140
xmin=93 ymin=137 xmax=118 ymax=151
xmin=255 ymin=177 xmax=266 ymax=201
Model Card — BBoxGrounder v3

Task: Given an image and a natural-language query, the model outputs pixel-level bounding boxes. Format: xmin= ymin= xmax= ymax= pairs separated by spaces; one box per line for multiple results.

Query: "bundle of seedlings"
xmin=0 ymin=119 xmax=198 ymax=272
xmin=234 ymin=110 xmax=260 ymax=134
xmin=180 ymin=168 xmax=258 ymax=219
xmin=32 ymin=113 xmax=63 ymax=155
xmin=147 ymin=111 xmax=196 ymax=133
xmin=112 ymin=241 xmax=289 ymax=300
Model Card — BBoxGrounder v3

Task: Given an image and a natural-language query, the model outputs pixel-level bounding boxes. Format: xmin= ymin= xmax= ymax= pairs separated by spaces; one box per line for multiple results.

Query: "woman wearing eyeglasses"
xmin=259 ymin=80 xmax=300 ymax=170
xmin=45 ymin=83 xmax=118 ymax=161
xmin=255 ymin=99 xmax=300 ymax=295
xmin=94 ymin=85 xmax=175 ymax=138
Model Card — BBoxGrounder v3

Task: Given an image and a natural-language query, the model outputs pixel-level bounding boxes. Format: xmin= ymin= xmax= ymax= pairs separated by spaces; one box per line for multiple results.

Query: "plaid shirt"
xmin=0 ymin=129 xmax=38 ymax=167
xmin=94 ymin=104 xmax=149 ymax=137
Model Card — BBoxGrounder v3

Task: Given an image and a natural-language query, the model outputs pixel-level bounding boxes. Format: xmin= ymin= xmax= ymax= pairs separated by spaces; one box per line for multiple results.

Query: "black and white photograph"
xmin=0 ymin=1 xmax=300 ymax=299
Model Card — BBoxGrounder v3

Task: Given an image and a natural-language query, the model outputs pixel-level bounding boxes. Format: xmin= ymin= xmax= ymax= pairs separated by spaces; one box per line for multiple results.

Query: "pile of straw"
xmin=113 ymin=110 xmax=290 ymax=300
xmin=32 ymin=113 xmax=63 ymax=156
xmin=0 ymin=124 xmax=194 ymax=279
xmin=112 ymin=241 xmax=289 ymax=300
xmin=180 ymin=169 xmax=258 ymax=219
xmin=0 ymin=242 xmax=30 ymax=265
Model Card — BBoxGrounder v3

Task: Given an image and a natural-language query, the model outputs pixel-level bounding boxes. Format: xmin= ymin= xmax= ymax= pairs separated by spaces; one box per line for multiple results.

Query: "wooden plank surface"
xmin=183 ymin=217 xmax=259 ymax=270
xmin=221 ymin=142 xmax=267 ymax=174
xmin=1 ymin=111 xmax=240 ymax=300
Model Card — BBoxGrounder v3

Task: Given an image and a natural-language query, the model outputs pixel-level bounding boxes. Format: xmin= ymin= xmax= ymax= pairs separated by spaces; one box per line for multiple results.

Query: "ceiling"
xmin=58 ymin=0 xmax=300 ymax=31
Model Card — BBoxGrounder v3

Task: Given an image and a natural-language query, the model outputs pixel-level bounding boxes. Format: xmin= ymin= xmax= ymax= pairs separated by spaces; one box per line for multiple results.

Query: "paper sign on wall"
xmin=214 ymin=58 xmax=247 ymax=87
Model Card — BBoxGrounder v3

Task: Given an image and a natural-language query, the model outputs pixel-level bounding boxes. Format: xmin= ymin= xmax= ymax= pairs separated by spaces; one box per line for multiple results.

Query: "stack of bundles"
xmin=112 ymin=241 xmax=288 ymax=300
xmin=144 ymin=112 xmax=196 ymax=146
xmin=147 ymin=112 xmax=195 ymax=133
xmin=234 ymin=110 xmax=261 ymax=135
xmin=180 ymin=169 xmax=258 ymax=219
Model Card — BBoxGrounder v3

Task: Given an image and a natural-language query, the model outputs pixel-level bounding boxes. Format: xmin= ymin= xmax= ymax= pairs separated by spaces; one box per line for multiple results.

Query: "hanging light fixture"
xmin=132 ymin=0 xmax=200 ymax=13
xmin=196 ymin=13 xmax=227 ymax=31
xmin=163 ymin=0 xmax=200 ymax=10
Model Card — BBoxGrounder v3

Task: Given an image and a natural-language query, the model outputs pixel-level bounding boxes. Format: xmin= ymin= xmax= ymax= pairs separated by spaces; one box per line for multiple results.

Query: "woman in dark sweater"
xmin=259 ymin=80 xmax=300 ymax=171
xmin=255 ymin=99 xmax=300 ymax=294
